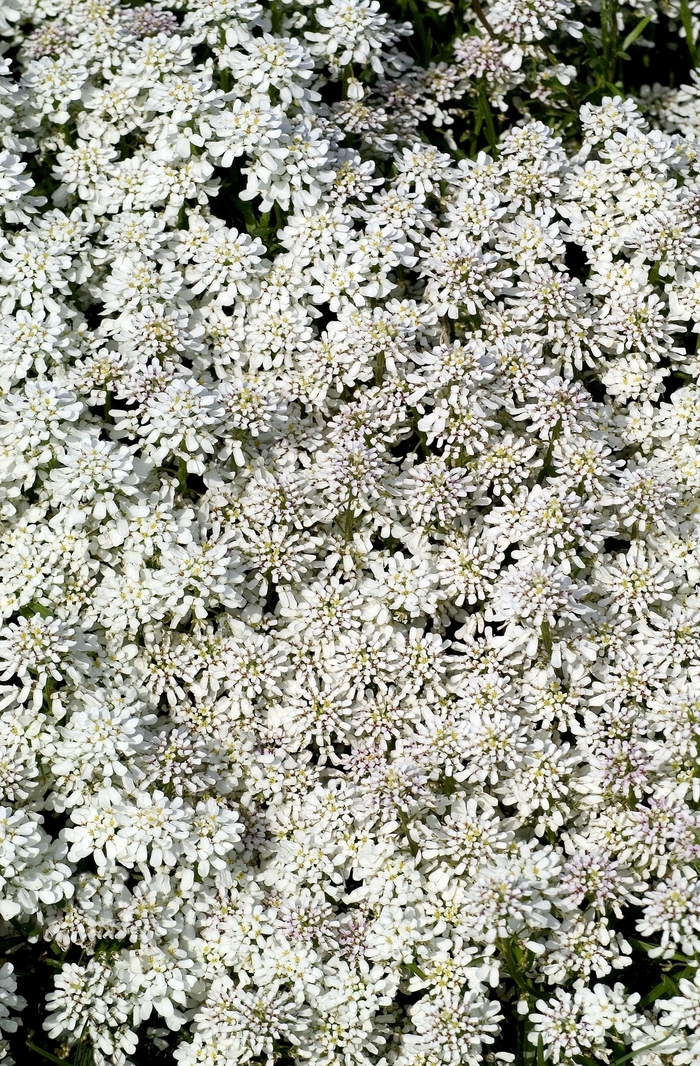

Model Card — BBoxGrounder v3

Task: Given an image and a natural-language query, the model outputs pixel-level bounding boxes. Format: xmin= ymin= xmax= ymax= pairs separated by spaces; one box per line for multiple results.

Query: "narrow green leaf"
xmin=627 ymin=937 xmax=660 ymax=953
xmin=476 ymin=85 xmax=498 ymax=155
xmin=26 ymin=1041 xmax=70 ymax=1065
xmin=681 ymin=0 xmax=698 ymax=67
xmin=610 ymin=1036 xmax=673 ymax=1065
xmin=74 ymin=1042 xmax=95 ymax=1066
xmin=640 ymin=975 xmax=680 ymax=1009
xmin=622 ymin=15 xmax=651 ymax=52
xmin=581 ymin=27 xmax=599 ymax=62
xmin=629 ymin=938 xmax=693 ymax=963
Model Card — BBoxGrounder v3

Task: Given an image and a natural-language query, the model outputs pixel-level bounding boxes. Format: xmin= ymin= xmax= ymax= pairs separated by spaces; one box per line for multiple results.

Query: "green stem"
xmin=471 ymin=0 xmax=499 ymax=39
xmin=536 ymin=418 xmax=562 ymax=485
xmin=600 ymin=0 xmax=619 ymax=85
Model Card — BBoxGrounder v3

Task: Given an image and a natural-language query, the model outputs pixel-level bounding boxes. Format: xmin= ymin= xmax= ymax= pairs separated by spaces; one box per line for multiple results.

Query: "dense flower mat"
xmin=2 ymin=0 xmax=700 ymax=1063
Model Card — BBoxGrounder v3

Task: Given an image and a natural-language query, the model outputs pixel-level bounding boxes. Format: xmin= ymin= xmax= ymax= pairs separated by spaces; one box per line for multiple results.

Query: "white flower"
xmin=179 ymin=976 xmax=309 ymax=1065
xmin=400 ymin=988 xmax=501 ymax=1066
xmin=305 ymin=0 xmax=410 ymax=74
xmin=490 ymin=562 xmax=590 ymax=628
xmin=221 ymin=34 xmax=318 ymax=110
xmin=637 ymin=872 xmax=700 ymax=957
xmin=0 ymin=963 xmax=25 ymax=1036
xmin=181 ymin=223 xmax=267 ymax=301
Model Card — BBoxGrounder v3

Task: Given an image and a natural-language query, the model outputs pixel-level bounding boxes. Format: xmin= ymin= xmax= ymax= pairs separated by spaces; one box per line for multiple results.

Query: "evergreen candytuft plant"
xmin=1 ymin=0 xmax=700 ymax=1064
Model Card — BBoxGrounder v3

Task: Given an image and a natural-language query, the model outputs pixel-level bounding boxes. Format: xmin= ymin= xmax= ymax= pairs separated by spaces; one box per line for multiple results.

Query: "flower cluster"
xmin=0 ymin=1 xmax=700 ymax=1065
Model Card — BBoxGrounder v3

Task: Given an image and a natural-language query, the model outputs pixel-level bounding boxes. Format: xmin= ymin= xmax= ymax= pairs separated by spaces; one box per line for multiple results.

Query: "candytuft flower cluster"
xmin=1 ymin=0 xmax=700 ymax=1064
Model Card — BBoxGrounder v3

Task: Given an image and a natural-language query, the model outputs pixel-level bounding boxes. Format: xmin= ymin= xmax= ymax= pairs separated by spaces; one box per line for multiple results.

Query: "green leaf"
xmin=92 ymin=936 xmax=127 ymax=961
xmin=26 ymin=1040 xmax=70 ymax=1065
xmin=537 ymin=1035 xmax=546 ymax=1066
xmin=476 ymin=85 xmax=498 ymax=155
xmin=74 ymin=1043 xmax=95 ymax=1066
xmin=19 ymin=601 xmax=52 ymax=619
xmin=681 ymin=0 xmax=699 ymax=67
xmin=627 ymin=937 xmax=660 ymax=953
xmin=610 ymin=1036 xmax=673 ymax=1064
xmin=629 ymin=937 xmax=693 ymax=963
xmin=581 ymin=27 xmax=599 ymax=62
xmin=622 ymin=15 xmax=651 ymax=52
xmin=640 ymin=974 xmax=680 ymax=1009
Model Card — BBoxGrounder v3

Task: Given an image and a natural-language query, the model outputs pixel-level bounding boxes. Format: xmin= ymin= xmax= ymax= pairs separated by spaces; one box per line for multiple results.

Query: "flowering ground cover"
xmin=4 ymin=0 xmax=700 ymax=1063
